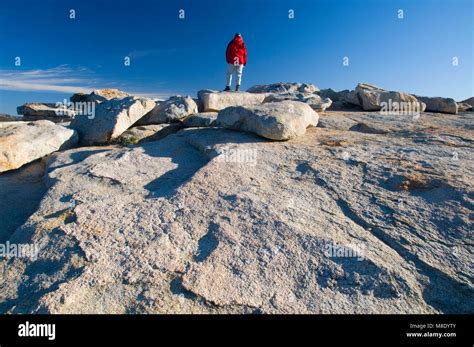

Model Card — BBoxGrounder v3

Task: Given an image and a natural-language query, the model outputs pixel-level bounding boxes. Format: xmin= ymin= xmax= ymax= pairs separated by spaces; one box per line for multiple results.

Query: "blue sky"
xmin=0 ymin=0 xmax=472 ymax=115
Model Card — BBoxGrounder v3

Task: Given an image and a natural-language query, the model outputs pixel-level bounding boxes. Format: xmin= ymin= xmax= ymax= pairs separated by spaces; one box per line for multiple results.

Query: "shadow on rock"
xmin=142 ymin=128 xmax=263 ymax=199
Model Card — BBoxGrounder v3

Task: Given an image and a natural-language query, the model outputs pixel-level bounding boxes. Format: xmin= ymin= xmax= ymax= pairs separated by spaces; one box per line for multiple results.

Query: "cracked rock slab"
xmin=1 ymin=110 xmax=472 ymax=314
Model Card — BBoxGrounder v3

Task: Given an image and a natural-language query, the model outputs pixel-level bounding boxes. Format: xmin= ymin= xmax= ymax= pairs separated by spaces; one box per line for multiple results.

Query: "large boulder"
xmin=378 ymin=91 xmax=425 ymax=112
xmin=342 ymin=90 xmax=360 ymax=106
xmin=298 ymin=83 xmax=319 ymax=94
xmin=0 ymin=120 xmax=78 ymax=172
xmin=182 ymin=112 xmax=218 ymax=128
xmin=264 ymin=93 xmax=332 ymax=111
xmin=200 ymin=92 xmax=266 ymax=112
xmin=247 ymin=83 xmax=329 ymax=111
xmin=197 ymin=89 xmax=218 ymax=112
xmin=70 ymin=89 xmax=129 ymax=104
xmin=137 ymin=96 xmax=197 ymax=125
xmin=216 ymin=101 xmax=318 ymax=140
xmin=17 ymin=103 xmax=75 ymax=123
xmin=456 ymin=102 xmax=472 ymax=112
xmin=317 ymin=89 xmax=362 ymax=111
xmin=70 ymin=96 xmax=155 ymax=145
xmin=318 ymin=88 xmax=341 ymax=101
xmin=416 ymin=96 xmax=458 ymax=114
xmin=355 ymin=83 xmax=424 ymax=112
xmin=356 ymin=82 xmax=384 ymax=92
xmin=247 ymin=82 xmax=319 ymax=94
xmin=319 ymin=89 xmax=356 ymax=104
xmin=461 ymin=97 xmax=474 ymax=109
xmin=300 ymin=94 xmax=333 ymax=111
xmin=355 ymin=83 xmax=392 ymax=110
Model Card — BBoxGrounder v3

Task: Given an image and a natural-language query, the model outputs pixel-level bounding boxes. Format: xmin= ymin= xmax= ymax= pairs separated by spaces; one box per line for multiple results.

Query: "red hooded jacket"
xmin=226 ymin=36 xmax=247 ymax=66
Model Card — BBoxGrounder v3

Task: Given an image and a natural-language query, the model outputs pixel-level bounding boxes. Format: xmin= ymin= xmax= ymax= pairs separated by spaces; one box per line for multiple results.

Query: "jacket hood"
xmin=233 ymin=36 xmax=244 ymax=45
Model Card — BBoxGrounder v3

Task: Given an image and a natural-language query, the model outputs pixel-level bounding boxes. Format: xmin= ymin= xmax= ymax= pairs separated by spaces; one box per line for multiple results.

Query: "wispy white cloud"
xmin=0 ymin=65 xmax=97 ymax=93
xmin=0 ymin=65 xmax=175 ymax=98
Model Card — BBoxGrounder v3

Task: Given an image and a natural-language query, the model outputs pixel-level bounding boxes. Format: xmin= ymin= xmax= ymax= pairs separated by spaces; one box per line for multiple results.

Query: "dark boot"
xmin=223 ymin=86 xmax=231 ymax=91
xmin=235 ymin=85 xmax=240 ymax=92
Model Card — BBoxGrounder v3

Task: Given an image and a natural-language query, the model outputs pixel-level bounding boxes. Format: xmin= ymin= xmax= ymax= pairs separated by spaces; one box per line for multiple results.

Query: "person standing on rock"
xmin=224 ymin=33 xmax=247 ymax=92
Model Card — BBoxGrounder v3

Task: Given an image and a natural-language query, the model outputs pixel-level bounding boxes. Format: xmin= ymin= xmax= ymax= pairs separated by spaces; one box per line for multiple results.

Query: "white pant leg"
xmin=235 ymin=64 xmax=244 ymax=86
xmin=226 ymin=64 xmax=234 ymax=87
